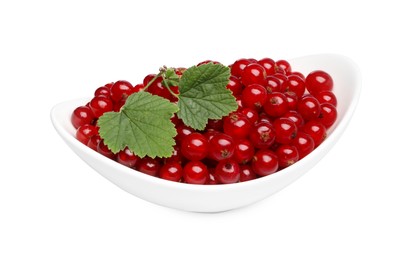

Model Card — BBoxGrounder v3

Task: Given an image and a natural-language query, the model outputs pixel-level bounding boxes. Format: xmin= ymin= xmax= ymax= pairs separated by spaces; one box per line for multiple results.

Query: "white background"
xmin=1 ymin=0 xmax=416 ymax=259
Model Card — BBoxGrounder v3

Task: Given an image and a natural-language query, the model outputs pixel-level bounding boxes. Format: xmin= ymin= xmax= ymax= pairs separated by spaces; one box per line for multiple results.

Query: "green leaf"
xmin=177 ymin=63 xmax=237 ymax=130
xmin=97 ymin=91 xmax=179 ymax=158
xmin=162 ymin=68 xmax=180 ymax=87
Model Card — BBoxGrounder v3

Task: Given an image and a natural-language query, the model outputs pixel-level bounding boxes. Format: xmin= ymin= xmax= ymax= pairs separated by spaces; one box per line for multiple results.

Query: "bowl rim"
xmin=51 ymin=53 xmax=362 ymax=192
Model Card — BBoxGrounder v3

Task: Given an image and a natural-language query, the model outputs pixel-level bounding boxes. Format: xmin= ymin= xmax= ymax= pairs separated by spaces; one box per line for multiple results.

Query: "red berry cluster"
xmin=71 ymin=58 xmax=338 ymax=185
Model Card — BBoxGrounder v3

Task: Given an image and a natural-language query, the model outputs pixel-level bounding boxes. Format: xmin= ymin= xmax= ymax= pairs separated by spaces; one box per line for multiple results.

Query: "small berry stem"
xmin=163 ymin=78 xmax=179 ymax=98
xmin=142 ymin=71 xmax=164 ymax=92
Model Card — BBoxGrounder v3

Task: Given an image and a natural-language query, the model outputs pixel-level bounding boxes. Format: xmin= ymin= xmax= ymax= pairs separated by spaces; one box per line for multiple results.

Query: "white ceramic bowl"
xmin=51 ymin=53 xmax=361 ymax=213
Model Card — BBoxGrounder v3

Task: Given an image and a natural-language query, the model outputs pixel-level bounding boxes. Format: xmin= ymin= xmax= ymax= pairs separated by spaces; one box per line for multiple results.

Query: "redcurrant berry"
xmin=240 ymin=108 xmax=259 ymax=125
xmin=117 ymin=147 xmax=139 ymax=168
xmin=180 ymin=132 xmax=209 ymax=161
xmin=283 ymin=110 xmax=305 ymax=128
xmin=94 ymin=86 xmax=111 ymax=99
xmin=285 ymin=91 xmax=298 ymax=111
xmin=89 ymin=96 xmax=113 ymax=118
xmin=302 ymin=121 xmax=327 ymax=148
xmin=241 ymin=84 xmax=267 ymax=110
xmin=183 ymin=161 xmax=208 ymax=184
xmin=241 ymin=63 xmax=267 ymax=86
xmin=175 ymin=124 xmax=195 ymax=142
xmin=233 ymin=139 xmax=255 ymax=164
xmin=97 ymin=139 xmax=115 ymax=159
xmin=314 ymin=90 xmax=337 ymax=107
xmin=291 ymin=132 xmax=315 ymax=159
xmin=76 ymin=124 xmax=98 ymax=145
xmin=275 ymin=144 xmax=299 ymax=169
xmin=272 ymin=117 xmax=297 ymax=144
xmin=282 ymin=74 xmax=306 ymax=98
xmin=215 ymin=159 xmax=240 ymax=184
xmin=136 ymin=157 xmax=160 ymax=176
xmin=87 ymin=134 xmax=101 ymax=151
xmin=223 ymin=112 xmax=252 ymax=139
xmin=71 ymin=105 xmax=94 ymax=129
xmin=226 ymin=75 xmax=243 ymax=97
xmin=275 ymin=59 xmax=292 ymax=75
xmin=305 ymin=70 xmax=333 ymax=95
xmin=263 ymin=92 xmax=289 ymax=118
xmin=252 ymin=149 xmax=279 ymax=176
xmin=257 ymin=57 xmax=277 ymax=75
xmin=239 ymin=164 xmax=257 ymax=182
xmin=231 ymin=58 xmax=252 ymax=77
xmin=265 ymin=76 xmax=282 ymax=93
xmin=159 ymin=162 xmax=182 ymax=182
xmin=250 ymin=122 xmax=276 ymax=149
xmin=208 ymin=133 xmax=235 ymax=161
xmin=297 ymin=95 xmax=321 ymax=121
xmin=110 ymin=80 xmax=133 ymax=102
xmin=318 ymin=103 xmax=338 ymax=129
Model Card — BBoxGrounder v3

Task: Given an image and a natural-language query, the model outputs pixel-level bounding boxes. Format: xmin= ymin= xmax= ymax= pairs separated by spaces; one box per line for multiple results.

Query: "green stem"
xmin=164 ymin=81 xmax=179 ymax=98
xmin=142 ymin=71 xmax=163 ymax=92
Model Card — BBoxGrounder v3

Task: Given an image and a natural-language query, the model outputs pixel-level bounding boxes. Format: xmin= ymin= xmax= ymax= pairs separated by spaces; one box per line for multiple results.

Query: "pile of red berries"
xmin=71 ymin=58 xmax=338 ymax=185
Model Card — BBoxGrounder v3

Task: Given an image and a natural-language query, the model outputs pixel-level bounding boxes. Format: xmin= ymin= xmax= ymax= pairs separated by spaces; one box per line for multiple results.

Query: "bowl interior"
xmin=51 ymin=53 xmax=361 ymax=212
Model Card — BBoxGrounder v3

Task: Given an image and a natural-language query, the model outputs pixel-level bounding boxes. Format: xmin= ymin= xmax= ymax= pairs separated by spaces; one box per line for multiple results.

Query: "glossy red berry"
xmin=175 ymin=124 xmax=194 ymax=142
xmin=233 ymin=139 xmax=255 ymax=164
xmin=282 ymin=74 xmax=306 ymax=98
xmin=241 ymin=84 xmax=267 ymax=110
xmin=305 ymin=70 xmax=333 ymax=95
xmin=206 ymin=119 xmax=223 ymax=131
xmin=183 ymin=161 xmax=208 ymax=184
xmin=110 ymin=80 xmax=133 ymax=102
xmin=258 ymin=58 xmax=277 ymax=75
xmin=76 ymin=124 xmax=98 ymax=145
xmin=231 ymin=58 xmax=253 ymax=77
xmin=252 ymin=149 xmax=279 ymax=176
xmin=87 ymin=134 xmax=101 ymax=151
xmin=263 ymin=92 xmax=289 ymax=118
xmin=241 ymin=63 xmax=267 ymax=87
xmin=133 ymin=83 xmax=145 ymax=93
xmin=291 ymin=132 xmax=315 ymax=159
xmin=180 ymin=132 xmax=209 ymax=161
xmin=215 ymin=159 xmax=240 ymax=184
xmin=94 ymin=86 xmax=111 ymax=98
xmin=208 ymin=133 xmax=235 ymax=161
xmin=223 ymin=112 xmax=252 ymax=139
xmin=276 ymin=145 xmax=299 ymax=169
xmin=318 ymin=103 xmax=338 ymax=129
xmin=240 ymin=108 xmax=258 ymax=125
xmin=206 ymin=169 xmax=219 ymax=184
xmin=265 ymin=76 xmax=282 ymax=93
xmin=136 ymin=157 xmax=160 ymax=176
xmin=239 ymin=164 xmax=257 ymax=182
xmin=226 ymin=75 xmax=243 ymax=97
xmin=71 ymin=105 xmax=94 ymax=129
xmin=275 ymin=60 xmax=291 ymax=75
xmin=164 ymin=144 xmax=183 ymax=164
xmin=250 ymin=122 xmax=276 ymax=149
xmin=97 ymin=139 xmax=115 ymax=159
xmin=159 ymin=162 xmax=182 ymax=182
xmin=314 ymin=90 xmax=337 ymax=107
xmin=283 ymin=110 xmax=305 ymax=128
xmin=89 ymin=96 xmax=113 ymax=118
xmin=297 ymin=95 xmax=321 ymax=121
xmin=272 ymin=117 xmax=298 ymax=144
xmin=290 ymin=71 xmax=305 ymax=80
xmin=117 ymin=147 xmax=139 ymax=168
xmin=285 ymin=91 xmax=298 ymax=111
xmin=302 ymin=121 xmax=327 ymax=148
